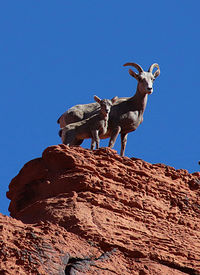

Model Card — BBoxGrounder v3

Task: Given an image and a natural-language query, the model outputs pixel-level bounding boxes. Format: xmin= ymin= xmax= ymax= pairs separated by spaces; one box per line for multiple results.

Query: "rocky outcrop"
xmin=2 ymin=145 xmax=200 ymax=274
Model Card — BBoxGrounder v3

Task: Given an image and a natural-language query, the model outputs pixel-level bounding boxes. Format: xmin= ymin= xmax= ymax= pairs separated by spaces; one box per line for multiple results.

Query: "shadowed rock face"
xmin=2 ymin=145 xmax=200 ymax=274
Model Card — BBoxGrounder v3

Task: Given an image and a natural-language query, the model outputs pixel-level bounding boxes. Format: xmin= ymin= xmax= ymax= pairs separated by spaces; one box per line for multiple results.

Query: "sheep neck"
xmin=99 ymin=112 xmax=109 ymax=127
xmin=133 ymin=86 xmax=148 ymax=112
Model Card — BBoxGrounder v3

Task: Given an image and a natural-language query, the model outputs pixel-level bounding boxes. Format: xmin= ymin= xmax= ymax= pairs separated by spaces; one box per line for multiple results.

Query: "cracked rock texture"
xmin=2 ymin=145 xmax=200 ymax=274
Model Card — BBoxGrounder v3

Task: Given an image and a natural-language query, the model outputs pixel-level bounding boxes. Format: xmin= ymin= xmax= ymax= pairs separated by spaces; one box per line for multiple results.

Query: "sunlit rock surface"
xmin=2 ymin=145 xmax=200 ymax=274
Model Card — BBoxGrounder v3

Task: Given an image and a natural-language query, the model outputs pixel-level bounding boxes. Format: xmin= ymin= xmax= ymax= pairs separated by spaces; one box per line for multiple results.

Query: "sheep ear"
xmin=111 ymin=96 xmax=118 ymax=104
xmin=94 ymin=95 xmax=101 ymax=103
xmin=129 ymin=69 xmax=139 ymax=80
xmin=153 ymin=69 xmax=160 ymax=79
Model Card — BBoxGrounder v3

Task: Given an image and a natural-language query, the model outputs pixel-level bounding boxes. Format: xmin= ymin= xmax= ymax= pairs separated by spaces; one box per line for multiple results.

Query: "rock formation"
xmin=1 ymin=145 xmax=200 ymax=274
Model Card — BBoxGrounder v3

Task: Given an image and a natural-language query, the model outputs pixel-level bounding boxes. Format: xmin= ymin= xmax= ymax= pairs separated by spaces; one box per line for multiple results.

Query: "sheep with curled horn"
xmin=106 ymin=62 xmax=160 ymax=156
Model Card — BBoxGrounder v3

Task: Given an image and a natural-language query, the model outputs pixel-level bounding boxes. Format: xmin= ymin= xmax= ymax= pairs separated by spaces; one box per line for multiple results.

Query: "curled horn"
xmin=123 ymin=62 xmax=143 ymax=73
xmin=148 ymin=63 xmax=160 ymax=74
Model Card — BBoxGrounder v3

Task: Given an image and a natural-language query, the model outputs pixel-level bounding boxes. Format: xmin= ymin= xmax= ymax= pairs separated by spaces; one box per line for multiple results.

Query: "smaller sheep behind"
xmin=59 ymin=95 xmax=118 ymax=150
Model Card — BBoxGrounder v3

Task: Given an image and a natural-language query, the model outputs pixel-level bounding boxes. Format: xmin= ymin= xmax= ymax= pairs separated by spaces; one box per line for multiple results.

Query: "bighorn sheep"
xmin=106 ymin=62 xmax=160 ymax=156
xmin=59 ymin=95 xmax=118 ymax=150
xmin=57 ymin=62 xmax=160 ymax=156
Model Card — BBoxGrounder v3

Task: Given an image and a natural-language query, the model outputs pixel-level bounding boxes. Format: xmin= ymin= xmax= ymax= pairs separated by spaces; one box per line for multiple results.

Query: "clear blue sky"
xmin=0 ymin=1 xmax=199 ymax=215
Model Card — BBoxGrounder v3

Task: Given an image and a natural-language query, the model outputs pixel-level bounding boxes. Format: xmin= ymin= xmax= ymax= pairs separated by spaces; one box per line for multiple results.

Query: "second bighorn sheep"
xmin=59 ymin=95 xmax=118 ymax=150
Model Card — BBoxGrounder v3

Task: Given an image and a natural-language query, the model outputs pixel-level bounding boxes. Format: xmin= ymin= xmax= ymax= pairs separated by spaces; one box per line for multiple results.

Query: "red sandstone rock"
xmin=2 ymin=145 xmax=200 ymax=274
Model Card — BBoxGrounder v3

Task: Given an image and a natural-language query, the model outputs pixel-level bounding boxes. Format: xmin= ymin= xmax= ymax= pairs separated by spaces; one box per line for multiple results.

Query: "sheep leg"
xmin=74 ymin=139 xmax=84 ymax=146
xmin=63 ymin=130 xmax=77 ymax=146
xmin=63 ymin=136 xmax=74 ymax=146
xmin=120 ymin=133 xmax=128 ymax=156
xmin=91 ymin=130 xmax=99 ymax=150
xmin=69 ymin=138 xmax=81 ymax=146
xmin=58 ymin=115 xmax=67 ymax=128
xmin=108 ymin=126 xmax=121 ymax=148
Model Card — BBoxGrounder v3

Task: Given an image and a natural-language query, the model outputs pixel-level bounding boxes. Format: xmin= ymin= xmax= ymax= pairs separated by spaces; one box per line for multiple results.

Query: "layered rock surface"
xmin=2 ymin=145 xmax=200 ymax=274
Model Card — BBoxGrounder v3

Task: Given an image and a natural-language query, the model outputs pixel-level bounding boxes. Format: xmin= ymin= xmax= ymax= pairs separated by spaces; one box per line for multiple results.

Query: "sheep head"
xmin=123 ymin=62 xmax=160 ymax=95
xmin=94 ymin=95 xmax=118 ymax=117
